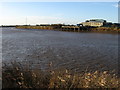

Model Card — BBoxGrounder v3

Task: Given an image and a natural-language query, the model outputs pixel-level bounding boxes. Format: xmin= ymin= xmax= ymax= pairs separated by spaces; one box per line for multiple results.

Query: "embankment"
xmin=16 ymin=25 xmax=55 ymax=30
xmin=16 ymin=26 xmax=120 ymax=33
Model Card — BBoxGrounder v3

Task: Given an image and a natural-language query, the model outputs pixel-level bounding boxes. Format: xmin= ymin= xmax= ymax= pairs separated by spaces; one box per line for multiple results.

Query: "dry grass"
xmin=16 ymin=26 xmax=120 ymax=33
xmin=2 ymin=62 xmax=120 ymax=89
xmin=92 ymin=27 xmax=120 ymax=32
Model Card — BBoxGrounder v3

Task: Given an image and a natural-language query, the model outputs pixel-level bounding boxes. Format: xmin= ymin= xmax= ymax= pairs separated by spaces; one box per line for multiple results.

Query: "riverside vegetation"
xmin=16 ymin=25 xmax=120 ymax=33
xmin=2 ymin=62 xmax=120 ymax=89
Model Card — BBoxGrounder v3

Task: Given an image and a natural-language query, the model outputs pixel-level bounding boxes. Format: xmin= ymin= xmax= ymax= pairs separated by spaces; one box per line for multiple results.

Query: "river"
xmin=2 ymin=27 xmax=119 ymax=73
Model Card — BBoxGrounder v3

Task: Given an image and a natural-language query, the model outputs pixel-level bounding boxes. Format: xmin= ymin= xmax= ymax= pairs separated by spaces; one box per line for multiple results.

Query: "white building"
xmin=81 ymin=19 xmax=106 ymax=27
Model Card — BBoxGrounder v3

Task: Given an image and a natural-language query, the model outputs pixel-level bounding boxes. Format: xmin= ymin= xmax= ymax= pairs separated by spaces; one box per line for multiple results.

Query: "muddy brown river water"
xmin=2 ymin=27 xmax=119 ymax=73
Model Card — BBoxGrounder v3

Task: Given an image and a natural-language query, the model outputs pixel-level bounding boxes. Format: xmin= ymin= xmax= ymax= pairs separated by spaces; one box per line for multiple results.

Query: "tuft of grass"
xmin=2 ymin=62 xmax=120 ymax=89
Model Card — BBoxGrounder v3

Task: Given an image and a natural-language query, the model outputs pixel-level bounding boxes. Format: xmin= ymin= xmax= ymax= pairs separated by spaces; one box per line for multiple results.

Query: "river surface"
xmin=2 ymin=27 xmax=119 ymax=73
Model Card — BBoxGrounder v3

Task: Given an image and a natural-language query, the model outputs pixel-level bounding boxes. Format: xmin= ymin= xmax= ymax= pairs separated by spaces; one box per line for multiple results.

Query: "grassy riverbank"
xmin=2 ymin=62 xmax=119 ymax=89
xmin=16 ymin=25 xmax=120 ymax=33
xmin=91 ymin=27 xmax=120 ymax=33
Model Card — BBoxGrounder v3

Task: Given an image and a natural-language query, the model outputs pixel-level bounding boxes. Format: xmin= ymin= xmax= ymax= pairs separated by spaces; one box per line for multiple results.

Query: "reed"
xmin=2 ymin=62 xmax=120 ymax=89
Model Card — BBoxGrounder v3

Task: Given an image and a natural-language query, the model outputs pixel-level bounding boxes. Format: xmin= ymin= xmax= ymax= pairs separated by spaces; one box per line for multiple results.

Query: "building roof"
xmin=86 ymin=19 xmax=106 ymax=23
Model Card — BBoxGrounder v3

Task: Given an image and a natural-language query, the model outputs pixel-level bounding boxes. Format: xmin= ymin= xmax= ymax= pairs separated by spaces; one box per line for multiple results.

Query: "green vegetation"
xmin=2 ymin=62 xmax=120 ymax=89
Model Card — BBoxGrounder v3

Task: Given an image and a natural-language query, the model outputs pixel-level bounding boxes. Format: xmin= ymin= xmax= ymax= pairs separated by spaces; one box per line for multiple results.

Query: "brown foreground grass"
xmin=2 ymin=62 xmax=120 ymax=89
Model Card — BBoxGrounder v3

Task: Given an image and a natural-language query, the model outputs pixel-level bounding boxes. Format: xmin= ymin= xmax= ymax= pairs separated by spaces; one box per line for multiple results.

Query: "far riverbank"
xmin=16 ymin=25 xmax=120 ymax=33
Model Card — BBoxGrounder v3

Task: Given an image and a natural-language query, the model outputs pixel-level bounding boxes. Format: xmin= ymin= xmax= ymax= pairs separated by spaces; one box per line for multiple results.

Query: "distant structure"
xmin=77 ymin=19 xmax=120 ymax=28
xmin=80 ymin=19 xmax=106 ymax=27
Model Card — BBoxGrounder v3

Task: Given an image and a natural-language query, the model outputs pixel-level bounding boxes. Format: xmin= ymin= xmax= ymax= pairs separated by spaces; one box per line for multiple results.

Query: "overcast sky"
xmin=0 ymin=2 xmax=118 ymax=25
